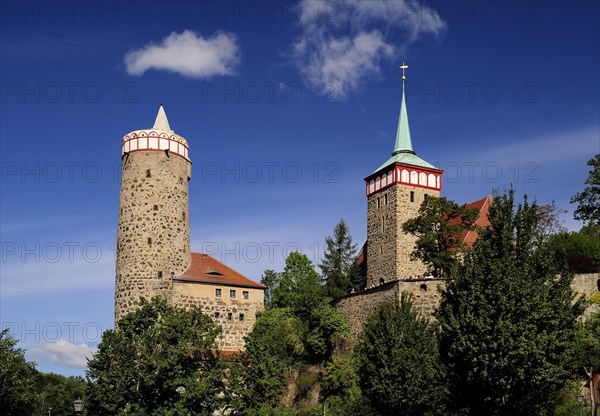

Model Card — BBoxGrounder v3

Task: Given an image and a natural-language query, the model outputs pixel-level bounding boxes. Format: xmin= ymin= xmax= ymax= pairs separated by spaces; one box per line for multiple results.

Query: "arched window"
xmin=379 ymin=278 xmax=385 ymax=285
xmin=387 ymin=171 xmax=393 ymax=185
xmin=376 ymin=176 xmax=381 ymax=190
xmin=402 ymin=169 xmax=409 ymax=183
xmin=382 ymin=174 xmax=387 ymax=187
xmin=436 ymin=175 xmax=441 ymax=189
xmin=419 ymin=172 xmax=427 ymax=185
xmin=370 ymin=180 xmax=375 ymax=193
xmin=410 ymin=171 xmax=418 ymax=184
xmin=428 ymin=173 xmax=436 ymax=188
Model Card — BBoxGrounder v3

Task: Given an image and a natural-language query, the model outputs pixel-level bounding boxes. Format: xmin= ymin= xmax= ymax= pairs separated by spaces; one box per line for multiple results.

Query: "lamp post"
xmin=72 ymin=398 xmax=84 ymax=414
xmin=577 ymin=393 xmax=584 ymax=416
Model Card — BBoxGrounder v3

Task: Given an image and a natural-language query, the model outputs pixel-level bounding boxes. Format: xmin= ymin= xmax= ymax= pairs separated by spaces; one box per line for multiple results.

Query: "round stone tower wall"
xmin=115 ymin=150 xmax=191 ymax=322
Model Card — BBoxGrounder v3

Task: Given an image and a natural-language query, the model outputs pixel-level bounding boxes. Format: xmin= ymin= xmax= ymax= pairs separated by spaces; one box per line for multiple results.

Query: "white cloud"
xmin=28 ymin=340 xmax=96 ymax=369
xmin=124 ymin=30 xmax=240 ymax=78
xmin=293 ymin=0 xmax=446 ymax=100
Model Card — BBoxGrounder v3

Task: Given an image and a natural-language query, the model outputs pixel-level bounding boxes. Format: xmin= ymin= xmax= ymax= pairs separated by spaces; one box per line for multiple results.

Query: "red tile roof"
xmin=459 ymin=195 xmax=492 ymax=247
xmin=174 ymin=252 xmax=266 ymax=289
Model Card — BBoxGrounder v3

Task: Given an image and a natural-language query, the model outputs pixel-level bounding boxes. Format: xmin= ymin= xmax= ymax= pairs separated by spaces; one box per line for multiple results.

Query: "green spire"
xmin=392 ymin=69 xmax=414 ymax=156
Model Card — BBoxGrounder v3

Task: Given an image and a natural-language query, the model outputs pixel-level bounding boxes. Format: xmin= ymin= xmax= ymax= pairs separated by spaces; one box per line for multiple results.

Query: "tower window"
xmin=153 ymin=205 xmax=158 ymax=211
xmin=227 ymin=312 xmax=233 ymax=321
xmin=230 ymin=290 xmax=236 ymax=298
xmin=410 ymin=191 xmax=415 ymax=202
xmin=179 ymin=177 xmax=183 ymax=184
xmin=214 ymin=312 xmax=220 ymax=318
xmin=215 ymin=288 xmax=222 ymax=297
xmin=242 ymin=291 xmax=249 ymax=300
xmin=385 ymin=194 xmax=388 ymax=205
xmin=147 ymin=237 xmax=152 ymax=246
xmin=379 ymin=278 xmax=385 ymax=285
xmin=157 ymin=271 xmax=163 ymax=279
xmin=146 ymin=169 xmax=151 ymax=178
xmin=239 ymin=313 xmax=245 ymax=321
xmin=182 ymin=212 xmax=186 ymax=220
xmin=377 ymin=197 xmax=380 ymax=208
xmin=380 ymin=246 xmax=383 ymax=254
xmin=424 ymin=194 xmax=429 ymax=201
xmin=381 ymin=217 xmax=385 ymax=233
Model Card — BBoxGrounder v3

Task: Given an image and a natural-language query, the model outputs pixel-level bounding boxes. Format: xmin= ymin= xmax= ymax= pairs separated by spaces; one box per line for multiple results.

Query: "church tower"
xmin=115 ymin=105 xmax=192 ymax=322
xmin=365 ymin=65 xmax=444 ymax=287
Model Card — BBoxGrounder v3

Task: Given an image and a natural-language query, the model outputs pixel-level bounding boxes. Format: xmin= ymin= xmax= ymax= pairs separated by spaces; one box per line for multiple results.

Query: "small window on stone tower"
xmin=379 ymin=278 xmax=385 ymax=285
xmin=420 ymin=284 xmax=428 ymax=291
xmin=377 ymin=197 xmax=380 ymax=208
xmin=379 ymin=246 xmax=383 ymax=254
xmin=410 ymin=191 xmax=415 ymax=202
xmin=381 ymin=217 xmax=385 ymax=233
xmin=179 ymin=177 xmax=183 ymax=184
xmin=214 ymin=312 xmax=220 ymax=319
xmin=227 ymin=312 xmax=233 ymax=320
xmin=385 ymin=194 xmax=388 ymax=205
xmin=146 ymin=169 xmax=151 ymax=178
xmin=239 ymin=313 xmax=245 ymax=321
xmin=157 ymin=271 xmax=163 ymax=279
xmin=147 ymin=237 xmax=152 ymax=246
xmin=153 ymin=205 xmax=158 ymax=211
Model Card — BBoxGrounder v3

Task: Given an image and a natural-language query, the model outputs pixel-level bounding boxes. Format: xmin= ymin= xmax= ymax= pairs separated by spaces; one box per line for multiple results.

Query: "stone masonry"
xmin=115 ymin=150 xmax=191 ymax=322
xmin=336 ymin=274 xmax=599 ymax=344
xmin=366 ymin=184 xmax=440 ymax=287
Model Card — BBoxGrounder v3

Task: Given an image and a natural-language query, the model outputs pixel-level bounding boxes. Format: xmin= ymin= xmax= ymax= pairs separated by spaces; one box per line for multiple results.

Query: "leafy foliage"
xmin=546 ymin=230 xmax=600 ymax=273
xmin=229 ymin=253 xmax=348 ymax=413
xmin=402 ymin=196 xmax=479 ymax=277
xmin=34 ymin=373 xmax=87 ymax=416
xmin=0 ymin=329 xmax=39 ymax=416
xmin=355 ymin=295 xmax=447 ymax=416
xmin=437 ymin=189 xmax=582 ymax=416
xmin=85 ymin=297 xmax=225 ymax=416
xmin=319 ymin=219 xmax=362 ymax=298
xmin=571 ymin=154 xmax=600 ymax=227
xmin=260 ymin=269 xmax=280 ymax=310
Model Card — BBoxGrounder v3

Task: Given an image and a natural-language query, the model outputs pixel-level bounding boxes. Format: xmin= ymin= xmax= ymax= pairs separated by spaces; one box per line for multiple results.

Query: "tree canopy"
xmin=319 ymin=219 xmax=362 ymax=298
xmin=402 ymin=195 xmax=479 ymax=277
xmin=86 ymin=297 xmax=225 ymax=416
xmin=1 ymin=329 xmax=39 ymax=416
xmin=437 ymin=189 xmax=583 ymax=415
xmin=355 ymin=295 xmax=446 ymax=416
xmin=571 ymin=153 xmax=600 ymax=229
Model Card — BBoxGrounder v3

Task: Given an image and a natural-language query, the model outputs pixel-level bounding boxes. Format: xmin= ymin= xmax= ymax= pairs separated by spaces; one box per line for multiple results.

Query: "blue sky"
xmin=1 ymin=0 xmax=598 ymax=376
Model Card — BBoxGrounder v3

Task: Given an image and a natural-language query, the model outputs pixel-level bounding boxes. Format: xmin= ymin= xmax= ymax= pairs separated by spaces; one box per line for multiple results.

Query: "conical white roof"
xmin=152 ymin=105 xmax=173 ymax=132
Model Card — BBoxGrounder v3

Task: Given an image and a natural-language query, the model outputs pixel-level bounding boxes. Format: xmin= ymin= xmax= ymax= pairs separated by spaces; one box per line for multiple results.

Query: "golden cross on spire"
xmin=400 ymin=62 xmax=408 ymax=81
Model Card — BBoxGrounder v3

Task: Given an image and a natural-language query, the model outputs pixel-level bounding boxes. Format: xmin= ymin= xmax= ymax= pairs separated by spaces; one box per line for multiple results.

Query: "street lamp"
xmin=72 ymin=398 xmax=84 ymax=414
xmin=576 ymin=393 xmax=584 ymax=416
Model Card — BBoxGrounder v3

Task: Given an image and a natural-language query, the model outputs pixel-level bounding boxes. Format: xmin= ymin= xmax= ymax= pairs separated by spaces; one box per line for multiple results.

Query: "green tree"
xmin=86 ymin=297 xmax=225 ymax=416
xmin=355 ymin=295 xmax=447 ymax=416
xmin=571 ymin=154 xmax=600 ymax=228
xmin=546 ymin=231 xmax=600 ymax=273
xmin=260 ymin=269 xmax=280 ymax=309
xmin=33 ymin=373 xmax=87 ymax=416
xmin=0 ymin=329 xmax=39 ymax=416
xmin=437 ymin=189 xmax=582 ymax=416
xmin=402 ymin=196 xmax=479 ymax=277
xmin=319 ymin=219 xmax=362 ymax=298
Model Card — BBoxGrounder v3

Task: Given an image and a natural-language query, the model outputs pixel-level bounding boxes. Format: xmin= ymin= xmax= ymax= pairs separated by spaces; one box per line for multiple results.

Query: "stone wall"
xmin=115 ymin=150 xmax=192 ymax=322
xmin=336 ymin=273 xmax=600 ymax=344
xmin=334 ymin=279 xmax=445 ymax=342
xmin=366 ymin=184 xmax=439 ymax=287
xmin=171 ymin=283 xmax=264 ymax=351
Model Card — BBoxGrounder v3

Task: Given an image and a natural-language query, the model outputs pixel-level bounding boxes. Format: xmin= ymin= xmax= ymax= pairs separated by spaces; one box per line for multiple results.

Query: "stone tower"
xmin=365 ymin=66 xmax=444 ymax=287
xmin=115 ymin=105 xmax=192 ymax=322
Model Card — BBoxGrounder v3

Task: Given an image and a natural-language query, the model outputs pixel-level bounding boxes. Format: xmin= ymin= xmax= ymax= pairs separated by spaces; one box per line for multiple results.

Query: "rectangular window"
xmin=214 ymin=312 xmax=220 ymax=318
xmin=242 ymin=291 xmax=249 ymax=300
xmin=215 ymin=288 xmax=222 ymax=297
xmin=377 ymin=197 xmax=380 ymax=208
xmin=147 ymin=237 xmax=152 ymax=246
xmin=239 ymin=314 xmax=245 ymax=321
xmin=230 ymin=290 xmax=236 ymax=298
xmin=153 ymin=205 xmax=158 ymax=211
xmin=384 ymin=194 xmax=388 ymax=205
xmin=410 ymin=191 xmax=415 ymax=202
xmin=157 ymin=271 xmax=163 ymax=279
xmin=146 ymin=169 xmax=151 ymax=178
xmin=227 ymin=312 xmax=232 ymax=320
